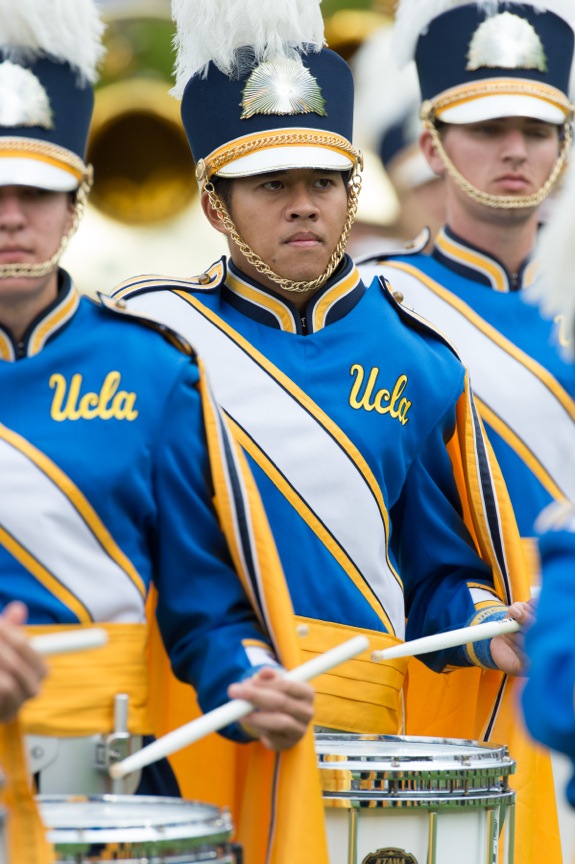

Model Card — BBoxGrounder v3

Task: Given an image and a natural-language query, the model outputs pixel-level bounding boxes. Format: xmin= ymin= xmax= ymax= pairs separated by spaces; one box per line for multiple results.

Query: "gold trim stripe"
xmin=0 ymin=424 xmax=147 ymax=603
xmin=476 ymin=396 xmax=566 ymax=500
xmin=312 ymin=268 xmax=360 ymax=331
xmin=0 ymin=332 xmax=13 ymax=361
xmin=226 ymin=270 xmax=297 ymax=332
xmin=29 ymin=286 xmax=80 ymax=356
xmin=229 ymin=418 xmax=395 ymax=633
xmin=0 ymin=524 xmax=91 ymax=623
xmin=113 ymin=261 xmax=226 ymax=301
xmin=430 ymin=77 xmax=572 ymax=117
xmin=174 ymin=290 xmax=402 ymax=595
xmin=205 ymin=128 xmax=361 ymax=177
xmin=437 ymin=230 xmax=507 ymax=293
xmin=0 ymin=144 xmax=85 ymax=181
xmin=384 ymin=261 xmax=575 ymax=419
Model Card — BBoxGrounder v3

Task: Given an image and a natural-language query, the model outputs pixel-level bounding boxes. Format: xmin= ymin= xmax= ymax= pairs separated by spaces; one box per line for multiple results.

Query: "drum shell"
xmin=317 ymin=734 xmax=516 ymax=864
xmin=37 ymin=794 xmax=235 ymax=863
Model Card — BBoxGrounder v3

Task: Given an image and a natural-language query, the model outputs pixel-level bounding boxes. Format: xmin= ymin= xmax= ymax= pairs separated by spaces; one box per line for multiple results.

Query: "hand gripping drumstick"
xmin=109 ymin=620 xmax=521 ymax=780
xmin=109 ymin=633 xmax=370 ymax=780
xmin=30 ymin=628 xmax=109 ymax=656
xmin=370 ymin=617 xmax=521 ymax=662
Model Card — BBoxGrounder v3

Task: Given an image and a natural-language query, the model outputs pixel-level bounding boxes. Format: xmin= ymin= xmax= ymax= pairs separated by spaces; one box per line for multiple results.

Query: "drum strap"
xmin=20 ymin=623 xmax=152 ymax=736
xmin=296 ymin=616 xmax=409 ymax=733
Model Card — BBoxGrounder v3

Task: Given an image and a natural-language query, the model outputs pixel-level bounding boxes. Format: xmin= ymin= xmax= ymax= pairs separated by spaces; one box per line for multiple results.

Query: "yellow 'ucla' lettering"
xmin=50 ymin=371 xmax=139 ymax=422
xmin=349 ymin=365 xmax=411 ymax=425
xmin=554 ymin=314 xmax=572 ymax=349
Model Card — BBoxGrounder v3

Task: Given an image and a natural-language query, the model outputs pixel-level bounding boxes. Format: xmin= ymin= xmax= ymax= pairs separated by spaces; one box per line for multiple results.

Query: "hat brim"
xmin=0 ymin=157 xmax=79 ymax=191
xmin=437 ymin=94 xmax=567 ymax=125
xmin=214 ymin=145 xmax=354 ymax=178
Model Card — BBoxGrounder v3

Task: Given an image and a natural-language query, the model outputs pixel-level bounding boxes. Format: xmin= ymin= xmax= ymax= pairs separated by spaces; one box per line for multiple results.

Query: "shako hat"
xmin=171 ymin=0 xmax=361 ymax=186
xmin=0 ymin=0 xmax=104 ymax=191
xmin=394 ymin=0 xmax=574 ymax=125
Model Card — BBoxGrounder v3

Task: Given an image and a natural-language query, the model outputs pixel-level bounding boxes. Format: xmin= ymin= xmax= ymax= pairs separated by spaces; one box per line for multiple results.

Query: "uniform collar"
xmin=0 ymin=269 xmax=80 ymax=362
xmin=223 ymin=254 xmax=366 ymax=334
xmin=432 ymin=225 xmax=538 ymax=293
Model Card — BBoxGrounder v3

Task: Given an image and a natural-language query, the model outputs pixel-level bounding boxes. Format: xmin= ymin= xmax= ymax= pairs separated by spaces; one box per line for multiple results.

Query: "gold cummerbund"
xmin=21 ymin=623 xmax=152 ymax=736
xmin=296 ymin=617 xmax=408 ymax=734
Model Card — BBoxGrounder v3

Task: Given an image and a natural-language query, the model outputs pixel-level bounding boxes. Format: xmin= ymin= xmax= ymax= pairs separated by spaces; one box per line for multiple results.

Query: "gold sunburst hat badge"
xmin=241 ymin=55 xmax=327 ymax=119
xmin=466 ymin=11 xmax=547 ymax=72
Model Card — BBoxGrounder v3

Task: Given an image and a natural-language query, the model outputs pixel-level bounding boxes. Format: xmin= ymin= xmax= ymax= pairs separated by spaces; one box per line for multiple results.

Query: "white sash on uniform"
xmin=121 ymin=289 xmax=406 ymax=637
xmin=0 ymin=424 xmax=146 ymax=623
xmin=373 ymin=261 xmax=575 ymax=502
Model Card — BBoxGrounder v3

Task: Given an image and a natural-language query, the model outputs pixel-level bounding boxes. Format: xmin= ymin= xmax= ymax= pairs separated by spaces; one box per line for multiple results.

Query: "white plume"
xmin=393 ymin=0 xmax=575 ymax=68
xmin=0 ymin=0 xmax=105 ymax=83
xmin=529 ymin=166 xmax=575 ymax=359
xmin=171 ymin=0 xmax=325 ymax=97
xmin=352 ymin=24 xmax=422 ymax=154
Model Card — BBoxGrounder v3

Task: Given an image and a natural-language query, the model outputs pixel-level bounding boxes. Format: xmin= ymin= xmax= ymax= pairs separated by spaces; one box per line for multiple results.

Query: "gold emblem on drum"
xmin=362 ymin=849 xmax=418 ymax=864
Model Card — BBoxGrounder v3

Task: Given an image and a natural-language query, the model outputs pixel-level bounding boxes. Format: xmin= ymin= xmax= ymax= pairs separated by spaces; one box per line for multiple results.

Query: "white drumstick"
xmin=371 ymin=617 xmax=521 ymax=662
xmin=30 ymin=628 xmax=108 ymax=657
xmin=109 ymin=633 xmax=369 ymax=780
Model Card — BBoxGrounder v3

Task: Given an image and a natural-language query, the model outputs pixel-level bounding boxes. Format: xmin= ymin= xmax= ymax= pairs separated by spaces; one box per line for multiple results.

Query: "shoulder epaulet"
xmin=97 ymin=293 xmax=197 ymax=359
xmin=377 ymin=275 xmax=462 ymax=361
xmin=356 ymin=228 xmax=430 ymax=265
xmin=110 ymin=258 xmax=227 ymax=302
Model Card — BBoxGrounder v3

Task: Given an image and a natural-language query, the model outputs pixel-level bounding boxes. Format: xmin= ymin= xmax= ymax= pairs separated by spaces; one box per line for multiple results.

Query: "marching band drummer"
xmin=356 ymin=2 xmax=575 ymax=858
xmin=112 ymin=0 xmax=533 ymax=838
xmin=0 ymin=0 xmax=321 ymax=841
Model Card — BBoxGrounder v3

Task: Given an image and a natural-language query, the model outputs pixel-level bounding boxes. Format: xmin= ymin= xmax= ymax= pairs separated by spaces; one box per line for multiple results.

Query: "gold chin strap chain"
xmin=204 ymin=162 xmax=364 ymax=295
xmin=0 ymin=165 xmax=94 ymax=280
xmin=426 ymin=118 xmax=572 ymax=210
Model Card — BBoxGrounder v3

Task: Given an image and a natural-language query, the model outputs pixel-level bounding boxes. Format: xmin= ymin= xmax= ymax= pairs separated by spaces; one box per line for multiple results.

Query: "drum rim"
xmin=36 ymin=794 xmax=234 ymax=846
xmin=315 ymin=734 xmax=514 ymax=768
xmin=316 ymin=732 xmax=516 ymax=804
xmin=314 ymin=733 xmax=510 ymax=753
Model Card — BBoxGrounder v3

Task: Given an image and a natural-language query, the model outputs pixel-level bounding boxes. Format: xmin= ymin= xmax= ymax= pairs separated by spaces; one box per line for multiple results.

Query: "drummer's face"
xmin=0 ymin=185 xmax=75 ymax=337
xmin=203 ymin=167 xmax=349 ymax=299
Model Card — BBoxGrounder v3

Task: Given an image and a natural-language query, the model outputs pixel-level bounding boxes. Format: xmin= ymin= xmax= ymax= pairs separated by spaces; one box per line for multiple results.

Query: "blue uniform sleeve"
xmin=392 ymin=395 xmax=506 ymax=671
xmin=522 ymin=524 xmax=575 ymax=767
xmin=150 ymin=360 xmax=274 ymax=732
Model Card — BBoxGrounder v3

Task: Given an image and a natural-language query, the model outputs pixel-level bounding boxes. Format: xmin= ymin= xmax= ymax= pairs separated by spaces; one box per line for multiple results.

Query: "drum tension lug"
xmin=94 ymin=694 xmax=134 ymax=792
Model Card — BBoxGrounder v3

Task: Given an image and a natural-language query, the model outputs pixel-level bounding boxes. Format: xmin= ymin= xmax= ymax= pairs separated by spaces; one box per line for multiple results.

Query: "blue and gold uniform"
xmin=0 ymin=269 xmax=330 ymax=864
xmin=113 ymin=253 xmax=525 ymax=734
xmin=0 ymin=1 xmax=329 ymax=862
xmin=0 ymin=270 xmax=278 ymax=733
xmin=359 ymin=228 xmax=575 ymax=559
xmin=357 ymin=2 xmax=575 ymax=859
xmin=108 ymin=1 xmax=551 ymax=859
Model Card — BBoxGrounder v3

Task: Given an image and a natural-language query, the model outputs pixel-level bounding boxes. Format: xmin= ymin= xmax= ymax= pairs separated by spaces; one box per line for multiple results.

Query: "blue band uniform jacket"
xmin=0 ymin=272 xmax=275 ymax=716
xmin=113 ymin=254 xmax=526 ymax=728
xmin=359 ymin=227 xmax=575 ymax=558
xmin=358 ymin=231 xmax=569 ymax=864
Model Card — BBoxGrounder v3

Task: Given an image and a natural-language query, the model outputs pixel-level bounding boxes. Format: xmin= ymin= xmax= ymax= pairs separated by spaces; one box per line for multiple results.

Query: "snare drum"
xmin=316 ymin=734 xmax=515 ymax=864
xmin=37 ymin=795 xmax=235 ymax=863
